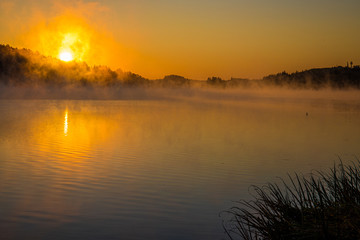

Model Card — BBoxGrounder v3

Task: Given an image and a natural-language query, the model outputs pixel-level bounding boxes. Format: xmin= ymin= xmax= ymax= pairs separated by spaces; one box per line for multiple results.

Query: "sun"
xmin=56 ymin=32 xmax=88 ymax=62
xmin=59 ymin=51 xmax=74 ymax=62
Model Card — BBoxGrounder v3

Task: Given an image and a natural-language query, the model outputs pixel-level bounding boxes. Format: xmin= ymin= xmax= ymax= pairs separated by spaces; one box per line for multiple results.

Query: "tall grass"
xmin=222 ymin=160 xmax=360 ymax=240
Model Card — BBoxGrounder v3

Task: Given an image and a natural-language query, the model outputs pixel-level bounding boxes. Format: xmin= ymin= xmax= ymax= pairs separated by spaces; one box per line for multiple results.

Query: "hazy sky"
xmin=1 ymin=0 xmax=359 ymax=79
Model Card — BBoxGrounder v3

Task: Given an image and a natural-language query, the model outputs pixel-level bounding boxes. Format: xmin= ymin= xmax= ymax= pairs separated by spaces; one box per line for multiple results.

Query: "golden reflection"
xmin=64 ymin=109 xmax=68 ymax=136
xmin=25 ymin=106 xmax=123 ymax=183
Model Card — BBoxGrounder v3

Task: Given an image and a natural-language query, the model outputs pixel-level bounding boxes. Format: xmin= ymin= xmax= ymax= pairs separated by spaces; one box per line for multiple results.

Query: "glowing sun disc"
xmin=59 ymin=51 xmax=74 ymax=62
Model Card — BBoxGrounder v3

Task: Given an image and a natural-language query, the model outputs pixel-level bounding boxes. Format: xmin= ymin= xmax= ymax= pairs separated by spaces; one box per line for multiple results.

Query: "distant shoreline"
xmin=1 ymin=44 xmax=360 ymax=90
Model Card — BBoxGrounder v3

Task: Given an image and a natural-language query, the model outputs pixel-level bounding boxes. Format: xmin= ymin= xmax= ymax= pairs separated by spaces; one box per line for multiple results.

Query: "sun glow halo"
xmin=59 ymin=51 xmax=74 ymax=62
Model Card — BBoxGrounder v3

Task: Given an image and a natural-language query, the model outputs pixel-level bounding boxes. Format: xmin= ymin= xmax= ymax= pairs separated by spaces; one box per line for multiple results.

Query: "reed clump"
xmin=223 ymin=160 xmax=360 ymax=240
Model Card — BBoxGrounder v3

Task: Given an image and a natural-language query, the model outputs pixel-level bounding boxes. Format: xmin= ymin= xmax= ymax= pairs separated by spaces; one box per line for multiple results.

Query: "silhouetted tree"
xmin=263 ymin=67 xmax=360 ymax=89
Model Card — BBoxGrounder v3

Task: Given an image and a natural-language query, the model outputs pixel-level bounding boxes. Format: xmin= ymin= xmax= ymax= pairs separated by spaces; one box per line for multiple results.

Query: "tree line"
xmin=1 ymin=44 xmax=359 ymax=89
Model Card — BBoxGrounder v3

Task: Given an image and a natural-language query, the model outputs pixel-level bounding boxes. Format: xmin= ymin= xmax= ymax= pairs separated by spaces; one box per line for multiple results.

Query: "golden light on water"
xmin=59 ymin=51 xmax=74 ymax=62
xmin=64 ymin=110 xmax=68 ymax=136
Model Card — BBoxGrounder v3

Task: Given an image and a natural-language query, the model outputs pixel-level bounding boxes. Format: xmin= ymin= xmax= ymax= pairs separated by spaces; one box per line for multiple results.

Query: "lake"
xmin=0 ymin=89 xmax=360 ymax=240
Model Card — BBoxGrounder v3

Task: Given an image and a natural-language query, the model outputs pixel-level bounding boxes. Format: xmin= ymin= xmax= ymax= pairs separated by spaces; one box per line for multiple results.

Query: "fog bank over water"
xmin=1 ymin=85 xmax=360 ymax=105
xmin=1 ymin=43 xmax=360 ymax=114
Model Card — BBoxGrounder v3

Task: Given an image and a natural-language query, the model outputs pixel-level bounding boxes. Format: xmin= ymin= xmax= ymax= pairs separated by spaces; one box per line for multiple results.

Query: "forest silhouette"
xmin=1 ymin=44 xmax=360 ymax=89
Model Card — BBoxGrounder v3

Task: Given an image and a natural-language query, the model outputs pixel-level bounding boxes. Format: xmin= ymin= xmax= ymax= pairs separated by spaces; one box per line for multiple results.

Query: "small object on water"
xmin=306 ymin=112 xmax=308 ymax=116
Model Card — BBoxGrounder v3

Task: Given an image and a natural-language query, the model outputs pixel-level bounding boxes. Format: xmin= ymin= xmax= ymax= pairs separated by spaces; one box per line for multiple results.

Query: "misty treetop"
xmin=1 ymin=44 xmax=360 ymax=89
xmin=0 ymin=44 xmax=148 ymax=87
xmin=263 ymin=67 xmax=360 ymax=89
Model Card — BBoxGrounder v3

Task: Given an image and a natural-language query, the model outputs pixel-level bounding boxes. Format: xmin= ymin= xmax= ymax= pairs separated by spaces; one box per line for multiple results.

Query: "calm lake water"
xmin=0 ymin=90 xmax=360 ymax=240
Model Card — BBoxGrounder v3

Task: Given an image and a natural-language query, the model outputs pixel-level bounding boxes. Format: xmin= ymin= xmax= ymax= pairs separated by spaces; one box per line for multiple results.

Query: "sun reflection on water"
xmin=64 ymin=109 xmax=68 ymax=136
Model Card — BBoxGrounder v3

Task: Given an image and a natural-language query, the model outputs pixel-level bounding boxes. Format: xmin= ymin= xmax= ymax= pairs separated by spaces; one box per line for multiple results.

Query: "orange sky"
xmin=0 ymin=0 xmax=359 ymax=80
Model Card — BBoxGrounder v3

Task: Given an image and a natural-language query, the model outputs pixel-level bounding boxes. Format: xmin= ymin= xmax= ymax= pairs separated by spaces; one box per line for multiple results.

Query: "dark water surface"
xmin=0 ymin=95 xmax=360 ymax=239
